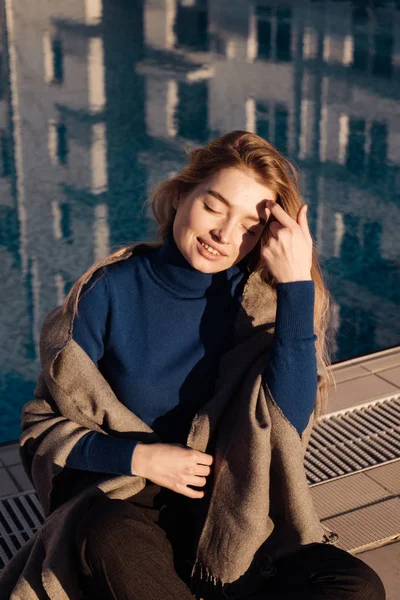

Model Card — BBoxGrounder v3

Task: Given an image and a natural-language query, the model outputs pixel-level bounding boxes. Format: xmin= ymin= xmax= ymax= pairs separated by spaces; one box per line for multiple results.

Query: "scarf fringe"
xmin=189 ymin=532 xmax=338 ymax=600
xmin=190 ymin=559 xmax=224 ymax=600
xmin=322 ymin=530 xmax=340 ymax=545
xmin=189 ymin=554 xmax=275 ymax=600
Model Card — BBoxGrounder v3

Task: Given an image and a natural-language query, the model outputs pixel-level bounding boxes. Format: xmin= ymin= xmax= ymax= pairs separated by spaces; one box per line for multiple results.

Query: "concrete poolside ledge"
xmin=315 ymin=344 xmax=400 ymax=600
xmin=0 ymin=445 xmax=31 ymax=497
xmin=327 ymin=345 xmax=400 ymax=414
xmin=331 ymin=344 xmax=400 ymax=373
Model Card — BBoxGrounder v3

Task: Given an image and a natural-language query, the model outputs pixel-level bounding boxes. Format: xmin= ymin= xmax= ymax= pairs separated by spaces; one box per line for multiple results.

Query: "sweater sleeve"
xmin=263 ymin=280 xmax=318 ymax=436
xmin=71 ymin=271 xmax=109 ymax=367
xmin=66 ymin=270 xmax=139 ymax=476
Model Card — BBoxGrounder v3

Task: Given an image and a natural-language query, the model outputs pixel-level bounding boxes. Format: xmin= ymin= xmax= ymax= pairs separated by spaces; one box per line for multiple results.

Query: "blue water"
xmin=0 ymin=0 xmax=399 ymax=444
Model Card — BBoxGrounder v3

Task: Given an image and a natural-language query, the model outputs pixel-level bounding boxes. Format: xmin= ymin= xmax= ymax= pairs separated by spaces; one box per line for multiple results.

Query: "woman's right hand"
xmin=131 ymin=442 xmax=213 ymax=499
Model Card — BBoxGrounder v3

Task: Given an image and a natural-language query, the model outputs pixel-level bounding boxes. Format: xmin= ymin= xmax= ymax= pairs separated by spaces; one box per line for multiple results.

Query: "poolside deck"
xmin=1 ymin=344 xmax=400 ymax=597
xmin=315 ymin=345 xmax=400 ymax=600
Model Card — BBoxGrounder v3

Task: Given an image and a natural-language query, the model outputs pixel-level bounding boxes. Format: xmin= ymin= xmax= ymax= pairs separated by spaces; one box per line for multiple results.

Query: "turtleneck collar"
xmin=148 ymin=228 xmax=248 ymax=298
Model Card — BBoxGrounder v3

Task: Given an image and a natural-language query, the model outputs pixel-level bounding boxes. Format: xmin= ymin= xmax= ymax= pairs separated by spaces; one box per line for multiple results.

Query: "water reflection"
xmin=0 ymin=0 xmax=399 ymax=443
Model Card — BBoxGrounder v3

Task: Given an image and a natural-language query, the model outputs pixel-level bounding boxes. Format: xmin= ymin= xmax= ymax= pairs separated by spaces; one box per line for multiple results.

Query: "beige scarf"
xmin=0 ymin=242 xmax=338 ymax=600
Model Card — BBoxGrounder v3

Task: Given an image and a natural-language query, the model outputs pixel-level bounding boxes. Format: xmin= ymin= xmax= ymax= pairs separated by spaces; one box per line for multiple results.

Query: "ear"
xmin=172 ymin=195 xmax=179 ymax=209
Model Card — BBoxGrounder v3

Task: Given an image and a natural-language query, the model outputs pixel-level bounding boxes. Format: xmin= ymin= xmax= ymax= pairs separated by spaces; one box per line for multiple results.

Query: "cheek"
xmin=237 ymin=236 xmax=258 ymax=259
xmin=239 ymin=230 xmax=265 ymax=260
xmin=175 ymin=203 xmax=198 ymax=231
xmin=186 ymin=205 xmax=211 ymax=232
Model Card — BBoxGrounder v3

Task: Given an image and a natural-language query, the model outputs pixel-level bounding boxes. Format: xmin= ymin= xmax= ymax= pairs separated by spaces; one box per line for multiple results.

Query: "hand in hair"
xmin=261 ymin=201 xmax=313 ymax=284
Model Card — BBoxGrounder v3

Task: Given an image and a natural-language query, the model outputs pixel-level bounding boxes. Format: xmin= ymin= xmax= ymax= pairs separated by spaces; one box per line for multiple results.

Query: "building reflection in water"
xmin=0 ymin=0 xmax=399 ymax=442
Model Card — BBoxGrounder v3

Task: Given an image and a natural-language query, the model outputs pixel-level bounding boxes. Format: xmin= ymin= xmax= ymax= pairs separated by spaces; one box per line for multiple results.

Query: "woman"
xmin=1 ymin=131 xmax=385 ymax=600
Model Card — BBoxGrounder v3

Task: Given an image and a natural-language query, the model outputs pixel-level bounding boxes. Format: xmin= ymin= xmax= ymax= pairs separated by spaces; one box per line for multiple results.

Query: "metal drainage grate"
xmin=305 ymin=394 xmax=400 ymax=486
xmin=0 ymin=490 xmax=44 ymax=570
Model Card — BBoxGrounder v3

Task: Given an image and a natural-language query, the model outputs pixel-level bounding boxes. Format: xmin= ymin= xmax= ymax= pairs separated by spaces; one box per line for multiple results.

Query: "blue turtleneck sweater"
xmin=67 ymin=231 xmax=317 ymax=476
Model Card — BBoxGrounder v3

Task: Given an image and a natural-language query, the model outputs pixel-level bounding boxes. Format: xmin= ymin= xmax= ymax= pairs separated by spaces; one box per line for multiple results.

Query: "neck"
xmin=148 ymin=229 xmax=247 ymax=298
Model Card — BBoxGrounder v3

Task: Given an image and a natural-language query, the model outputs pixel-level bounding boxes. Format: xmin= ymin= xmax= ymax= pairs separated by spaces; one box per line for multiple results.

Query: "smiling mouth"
xmin=197 ymin=238 xmax=226 ymax=256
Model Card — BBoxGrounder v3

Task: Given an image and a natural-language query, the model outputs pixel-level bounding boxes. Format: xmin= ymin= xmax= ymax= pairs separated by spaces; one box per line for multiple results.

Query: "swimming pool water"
xmin=0 ymin=0 xmax=399 ymax=443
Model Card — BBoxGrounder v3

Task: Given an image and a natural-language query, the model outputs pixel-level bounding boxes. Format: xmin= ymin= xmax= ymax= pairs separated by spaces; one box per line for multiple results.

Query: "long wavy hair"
xmin=63 ymin=131 xmax=336 ymax=413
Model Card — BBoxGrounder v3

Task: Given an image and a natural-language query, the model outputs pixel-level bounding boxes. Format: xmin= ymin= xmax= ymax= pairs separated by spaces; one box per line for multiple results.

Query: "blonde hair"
xmin=64 ymin=130 xmax=336 ymax=414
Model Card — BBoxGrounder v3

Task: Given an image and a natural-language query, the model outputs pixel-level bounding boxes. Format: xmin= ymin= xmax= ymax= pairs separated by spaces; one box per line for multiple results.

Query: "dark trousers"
xmin=74 ymin=482 xmax=386 ymax=600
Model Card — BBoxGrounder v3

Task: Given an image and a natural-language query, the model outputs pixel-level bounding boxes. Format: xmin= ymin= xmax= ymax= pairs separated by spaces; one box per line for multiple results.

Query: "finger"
xmin=195 ymin=451 xmax=213 ymax=466
xmin=265 ymin=200 xmax=296 ymax=229
xmin=186 ymin=475 xmax=207 ymax=487
xmin=298 ymin=204 xmax=312 ymax=239
xmin=181 ymin=486 xmax=205 ymax=499
xmin=267 ymin=220 xmax=284 ymax=238
xmin=195 ymin=464 xmax=211 ymax=476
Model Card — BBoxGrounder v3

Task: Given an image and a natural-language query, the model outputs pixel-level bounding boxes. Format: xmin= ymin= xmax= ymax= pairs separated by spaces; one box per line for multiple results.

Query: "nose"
xmin=211 ymin=220 xmax=236 ymax=245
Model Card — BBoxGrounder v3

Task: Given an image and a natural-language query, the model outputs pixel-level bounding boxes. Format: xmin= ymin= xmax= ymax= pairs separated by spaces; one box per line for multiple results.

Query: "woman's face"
xmin=172 ymin=167 xmax=276 ymax=273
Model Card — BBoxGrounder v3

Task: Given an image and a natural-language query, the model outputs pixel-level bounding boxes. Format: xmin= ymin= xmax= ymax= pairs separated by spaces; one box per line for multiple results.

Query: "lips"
xmin=197 ymin=237 xmax=227 ymax=256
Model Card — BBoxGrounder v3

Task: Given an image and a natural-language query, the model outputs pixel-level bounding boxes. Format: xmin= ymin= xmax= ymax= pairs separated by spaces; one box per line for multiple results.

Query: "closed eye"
xmin=204 ymin=202 xmax=258 ymax=236
xmin=245 ymin=227 xmax=257 ymax=236
xmin=203 ymin=202 xmax=219 ymax=214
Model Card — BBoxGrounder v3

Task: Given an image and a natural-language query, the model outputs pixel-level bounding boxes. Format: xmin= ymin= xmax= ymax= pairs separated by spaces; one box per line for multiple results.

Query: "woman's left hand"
xmin=261 ymin=200 xmax=313 ymax=284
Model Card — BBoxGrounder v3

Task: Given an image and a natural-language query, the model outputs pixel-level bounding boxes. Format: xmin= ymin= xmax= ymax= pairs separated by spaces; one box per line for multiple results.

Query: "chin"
xmin=187 ymin=251 xmax=230 ymax=273
xmin=196 ymin=262 xmax=228 ymax=274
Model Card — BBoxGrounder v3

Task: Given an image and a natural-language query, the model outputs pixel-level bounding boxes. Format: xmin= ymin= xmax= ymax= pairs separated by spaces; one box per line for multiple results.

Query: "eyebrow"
xmin=207 ymin=189 xmax=268 ymax=225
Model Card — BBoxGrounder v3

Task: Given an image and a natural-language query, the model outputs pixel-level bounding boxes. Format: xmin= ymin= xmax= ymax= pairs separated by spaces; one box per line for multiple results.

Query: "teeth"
xmin=200 ymin=241 xmax=221 ymax=256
